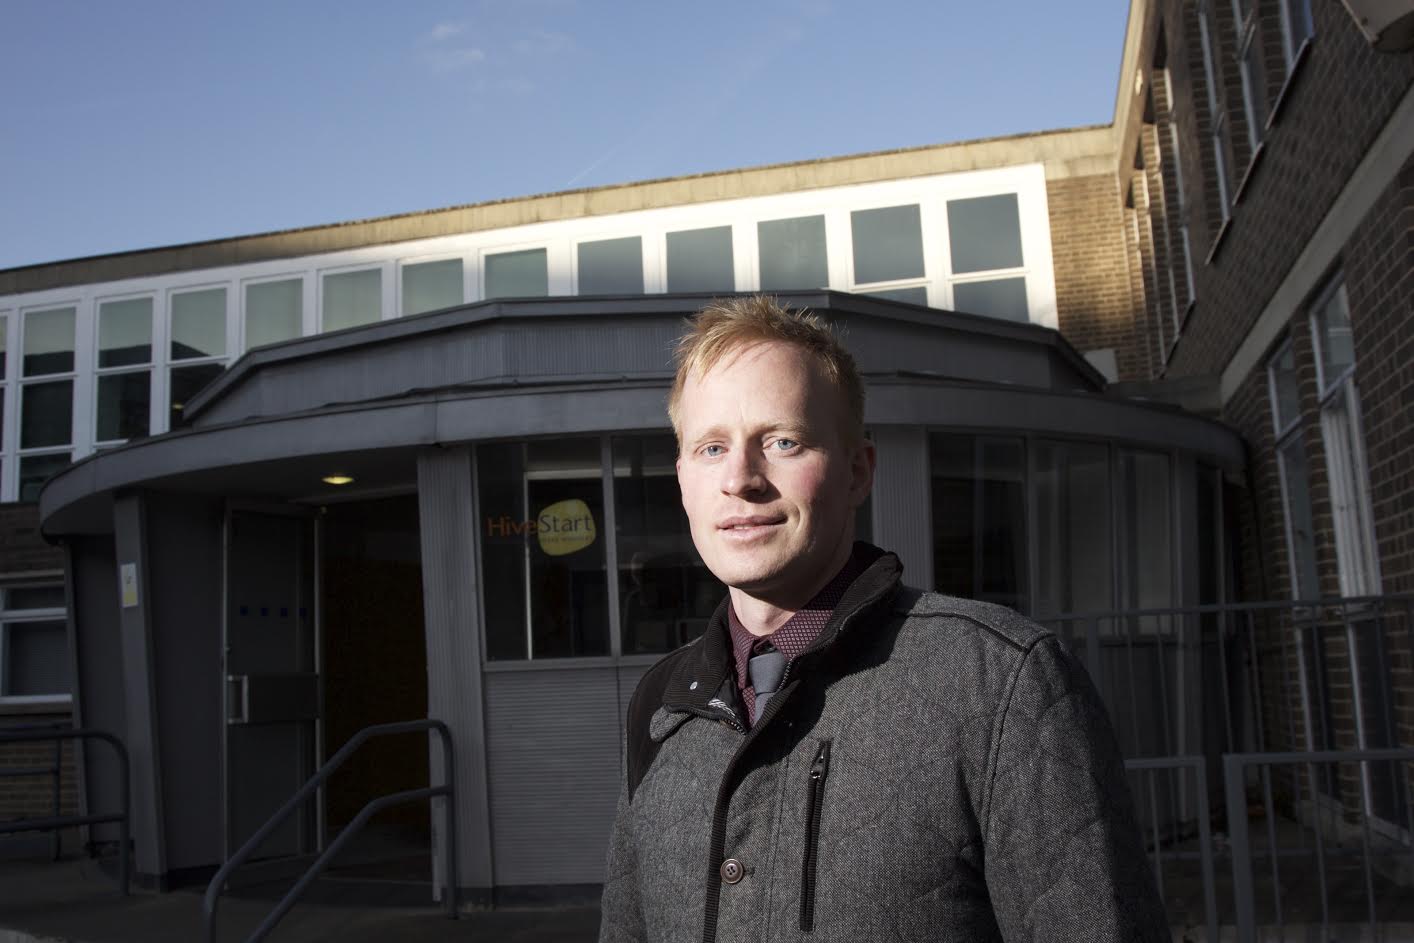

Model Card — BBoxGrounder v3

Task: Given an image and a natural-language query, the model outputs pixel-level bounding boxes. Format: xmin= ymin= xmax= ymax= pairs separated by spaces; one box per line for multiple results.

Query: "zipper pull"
xmin=810 ymin=741 xmax=831 ymax=780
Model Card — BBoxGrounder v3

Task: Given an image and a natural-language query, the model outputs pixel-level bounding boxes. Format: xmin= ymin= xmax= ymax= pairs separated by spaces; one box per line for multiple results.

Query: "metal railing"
xmin=1224 ymin=747 xmax=1414 ymax=943
xmin=1042 ymin=594 xmax=1414 ymax=766
xmin=0 ymin=726 xmax=130 ymax=895
xmin=1125 ymin=755 xmax=1218 ymax=943
xmin=203 ymin=718 xmax=456 ymax=943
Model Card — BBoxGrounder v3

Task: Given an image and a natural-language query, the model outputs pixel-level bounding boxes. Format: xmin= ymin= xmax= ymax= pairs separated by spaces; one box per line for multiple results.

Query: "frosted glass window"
xmin=666 ymin=227 xmax=734 ymax=293
xmin=402 ymin=259 xmax=463 ymax=316
xmin=1268 ymin=343 xmax=1301 ymax=433
xmin=578 ymin=237 xmax=643 ymax=295
xmin=863 ymin=286 xmax=928 ymax=305
xmin=19 ymin=454 xmax=69 ymax=503
xmin=98 ymin=298 xmax=153 ymax=367
xmin=758 ymin=216 xmax=828 ymax=291
xmin=2 ymin=621 xmax=68 ymax=696
xmin=485 ymin=249 xmax=549 ymax=300
xmin=1278 ymin=437 xmax=1319 ymax=599
xmin=21 ymin=380 xmax=72 ymax=448
xmin=1034 ymin=441 xmax=1112 ymax=617
xmin=1313 ymin=282 xmax=1354 ymax=394
xmin=0 ymin=315 xmax=8 ymax=377
xmin=322 ymin=269 xmax=381 ymax=332
xmin=170 ymin=362 xmax=225 ymax=425
xmin=245 ymin=279 xmax=303 ymax=349
xmin=23 ymin=307 xmax=75 ymax=376
xmin=948 ymin=194 xmax=1024 ymax=274
xmin=851 ymin=204 xmax=924 ymax=284
xmin=953 ymin=278 xmax=1029 ymax=321
xmin=97 ymin=373 xmax=151 ymax=442
xmin=171 ymin=288 xmax=227 ymax=360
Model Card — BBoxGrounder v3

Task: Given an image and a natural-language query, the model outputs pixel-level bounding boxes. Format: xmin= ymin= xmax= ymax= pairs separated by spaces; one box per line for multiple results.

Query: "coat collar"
xmin=661 ymin=543 xmax=902 ymax=718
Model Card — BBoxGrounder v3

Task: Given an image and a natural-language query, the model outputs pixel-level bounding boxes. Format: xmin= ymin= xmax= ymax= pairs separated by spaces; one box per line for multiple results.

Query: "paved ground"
xmin=0 ymin=856 xmax=600 ymax=943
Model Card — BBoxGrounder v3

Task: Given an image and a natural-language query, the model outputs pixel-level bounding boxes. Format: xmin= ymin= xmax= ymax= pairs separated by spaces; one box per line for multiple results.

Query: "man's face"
xmin=675 ymin=340 xmax=874 ymax=608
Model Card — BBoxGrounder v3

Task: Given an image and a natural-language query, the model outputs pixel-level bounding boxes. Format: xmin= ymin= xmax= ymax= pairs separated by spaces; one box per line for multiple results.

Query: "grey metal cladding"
xmin=417 ymin=447 xmax=496 ymax=889
xmin=68 ymin=535 xmax=127 ymax=846
xmin=484 ymin=668 xmax=622 ymax=885
xmin=869 ymin=426 xmax=935 ymax=590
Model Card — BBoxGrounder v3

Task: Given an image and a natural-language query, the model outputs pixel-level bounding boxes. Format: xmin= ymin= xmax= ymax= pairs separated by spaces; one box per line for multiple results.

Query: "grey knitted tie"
xmin=748 ymin=644 xmax=787 ymax=725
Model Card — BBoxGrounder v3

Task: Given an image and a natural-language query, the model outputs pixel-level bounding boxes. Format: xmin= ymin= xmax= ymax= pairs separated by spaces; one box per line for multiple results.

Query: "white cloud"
xmin=428 ymin=21 xmax=466 ymax=41
xmin=424 ymin=47 xmax=487 ymax=72
xmin=511 ymin=30 xmax=574 ymax=57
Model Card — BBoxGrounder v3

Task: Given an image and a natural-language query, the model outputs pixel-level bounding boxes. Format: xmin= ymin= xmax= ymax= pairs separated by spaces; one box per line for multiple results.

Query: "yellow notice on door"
xmin=536 ymin=499 xmax=597 ymax=557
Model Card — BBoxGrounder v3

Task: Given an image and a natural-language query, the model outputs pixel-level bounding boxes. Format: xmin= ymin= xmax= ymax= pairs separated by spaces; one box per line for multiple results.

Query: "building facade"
xmin=0 ymin=0 xmax=1410 ymax=906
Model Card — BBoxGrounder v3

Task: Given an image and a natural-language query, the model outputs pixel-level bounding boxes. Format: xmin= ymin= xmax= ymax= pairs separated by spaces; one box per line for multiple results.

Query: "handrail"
xmin=0 ymin=726 xmax=130 ymax=895
xmin=203 ymin=718 xmax=457 ymax=943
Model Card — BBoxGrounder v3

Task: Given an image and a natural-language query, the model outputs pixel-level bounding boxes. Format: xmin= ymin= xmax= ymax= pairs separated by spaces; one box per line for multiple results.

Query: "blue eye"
xmin=772 ymin=438 xmax=798 ymax=451
xmin=702 ymin=444 xmax=725 ymax=457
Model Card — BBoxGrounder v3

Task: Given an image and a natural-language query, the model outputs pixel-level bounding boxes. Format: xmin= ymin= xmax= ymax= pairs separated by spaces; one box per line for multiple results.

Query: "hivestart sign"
xmin=484 ymin=498 xmax=597 ymax=556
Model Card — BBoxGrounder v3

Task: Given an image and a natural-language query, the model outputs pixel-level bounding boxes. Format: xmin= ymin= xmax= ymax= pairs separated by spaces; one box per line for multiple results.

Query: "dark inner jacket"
xmin=599 ymin=544 xmax=1169 ymax=943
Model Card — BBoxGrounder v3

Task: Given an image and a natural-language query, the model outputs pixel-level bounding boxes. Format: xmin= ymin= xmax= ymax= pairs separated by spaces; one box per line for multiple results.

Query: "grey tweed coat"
xmin=599 ymin=545 xmax=1169 ymax=942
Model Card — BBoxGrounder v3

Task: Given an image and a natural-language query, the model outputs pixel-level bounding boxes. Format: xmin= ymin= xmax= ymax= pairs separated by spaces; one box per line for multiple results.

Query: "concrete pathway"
xmin=0 ymin=857 xmax=599 ymax=943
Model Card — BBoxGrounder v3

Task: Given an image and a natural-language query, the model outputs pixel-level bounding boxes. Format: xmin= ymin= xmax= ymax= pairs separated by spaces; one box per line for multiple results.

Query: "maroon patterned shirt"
xmin=728 ymin=547 xmax=869 ymax=727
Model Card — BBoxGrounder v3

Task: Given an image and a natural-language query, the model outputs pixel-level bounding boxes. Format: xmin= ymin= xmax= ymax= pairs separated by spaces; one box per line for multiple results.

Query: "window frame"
xmin=397 ymin=254 xmax=469 ymax=319
xmin=571 ymin=233 xmax=649 ymax=297
xmin=16 ymin=304 xmax=79 ymax=500
xmin=92 ymin=292 xmax=156 ymax=446
xmin=1266 ymin=336 xmax=1320 ymax=601
xmin=0 ymin=581 xmax=70 ymax=705
xmin=846 ymin=202 xmax=934 ymax=304
xmin=317 ymin=263 xmax=389 ymax=334
xmin=480 ymin=242 xmax=553 ymax=301
xmin=1198 ymin=2 xmax=1235 ymax=231
xmin=241 ymin=273 xmax=309 ymax=354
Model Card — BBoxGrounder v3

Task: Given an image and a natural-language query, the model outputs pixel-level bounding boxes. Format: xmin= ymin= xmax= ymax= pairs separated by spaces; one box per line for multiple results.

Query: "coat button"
xmin=720 ymin=858 xmax=745 ymax=884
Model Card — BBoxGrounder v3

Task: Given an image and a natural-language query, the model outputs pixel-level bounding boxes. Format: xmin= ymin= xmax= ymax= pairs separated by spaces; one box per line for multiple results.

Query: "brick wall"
xmin=1047 ymin=173 xmax=1149 ymax=380
xmin=0 ymin=504 xmax=64 ymax=574
xmin=1159 ymin=0 xmax=1414 ymax=379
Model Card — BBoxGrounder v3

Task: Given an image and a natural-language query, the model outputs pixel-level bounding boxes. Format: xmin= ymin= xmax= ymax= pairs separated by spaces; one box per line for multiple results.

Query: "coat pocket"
xmin=799 ymin=739 xmax=832 ymax=932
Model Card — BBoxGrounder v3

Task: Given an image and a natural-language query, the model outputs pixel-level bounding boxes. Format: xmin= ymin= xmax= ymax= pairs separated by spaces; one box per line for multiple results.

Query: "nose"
xmin=721 ymin=446 xmax=767 ymax=497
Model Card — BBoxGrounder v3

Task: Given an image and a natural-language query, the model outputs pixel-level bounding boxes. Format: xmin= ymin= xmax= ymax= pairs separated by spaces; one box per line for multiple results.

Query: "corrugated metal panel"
xmin=484 ymin=668 xmax=622 ymax=885
xmin=870 ymin=426 xmax=934 ymax=591
xmin=417 ymin=447 xmax=496 ymax=889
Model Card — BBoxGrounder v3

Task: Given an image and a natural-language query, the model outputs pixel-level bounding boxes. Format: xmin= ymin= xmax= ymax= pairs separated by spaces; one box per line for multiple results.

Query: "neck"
xmin=727 ymin=534 xmax=856 ymax=637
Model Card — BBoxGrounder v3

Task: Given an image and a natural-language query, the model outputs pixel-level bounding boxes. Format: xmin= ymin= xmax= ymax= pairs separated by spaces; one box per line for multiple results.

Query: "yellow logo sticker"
xmin=536 ymin=499 xmax=597 ymax=556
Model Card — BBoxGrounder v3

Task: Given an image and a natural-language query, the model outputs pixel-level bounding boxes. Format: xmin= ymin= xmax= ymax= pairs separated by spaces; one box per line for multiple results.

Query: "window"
xmin=851 ymin=204 xmax=926 ymax=299
xmin=1116 ymin=450 xmax=1173 ymax=611
xmin=478 ymin=438 xmax=609 ymax=660
xmin=1198 ymin=2 xmax=1235 ymax=227
xmin=666 ymin=226 xmax=734 ymax=293
xmin=1034 ymin=441 xmax=1113 ymax=616
xmin=321 ymin=268 xmax=381 ymax=332
xmin=578 ymin=237 xmax=643 ymax=295
xmin=485 ymin=248 xmax=548 ymax=300
xmin=946 ymin=194 xmax=1029 ymax=321
xmin=401 ymin=259 xmax=463 ymax=316
xmin=613 ymin=435 xmax=720 ymax=654
xmin=245 ymin=278 xmax=303 ymax=350
xmin=758 ymin=215 xmax=828 ymax=291
xmin=930 ymin=433 xmax=1028 ymax=612
xmin=95 ymin=296 xmax=153 ymax=443
xmin=1267 ymin=338 xmax=1319 ymax=600
xmin=1233 ymin=0 xmax=1268 ymax=154
xmin=0 ymin=584 xmax=68 ymax=702
xmin=19 ymin=307 xmax=75 ymax=500
xmin=170 ymin=287 xmax=228 ymax=427
xmin=1310 ymin=280 xmax=1380 ymax=597
xmin=1279 ymin=0 xmax=1314 ymax=72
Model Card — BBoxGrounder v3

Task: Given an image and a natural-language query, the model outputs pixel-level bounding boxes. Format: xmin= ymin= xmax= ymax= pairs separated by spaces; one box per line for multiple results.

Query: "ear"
xmin=849 ymin=438 xmax=876 ymax=508
xmin=676 ymin=455 xmax=686 ymax=508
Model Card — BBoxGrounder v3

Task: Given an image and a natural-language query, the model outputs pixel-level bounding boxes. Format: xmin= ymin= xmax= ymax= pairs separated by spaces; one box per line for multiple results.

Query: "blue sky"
xmin=0 ymin=1 xmax=1130 ymax=270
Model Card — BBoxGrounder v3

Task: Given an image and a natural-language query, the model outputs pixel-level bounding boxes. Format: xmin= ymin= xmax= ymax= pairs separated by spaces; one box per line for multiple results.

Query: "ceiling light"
xmin=322 ymin=475 xmax=354 ymax=486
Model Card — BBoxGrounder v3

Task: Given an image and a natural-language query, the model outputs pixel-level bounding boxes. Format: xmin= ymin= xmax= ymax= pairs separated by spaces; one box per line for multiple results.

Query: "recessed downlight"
xmin=322 ymin=475 xmax=354 ymax=486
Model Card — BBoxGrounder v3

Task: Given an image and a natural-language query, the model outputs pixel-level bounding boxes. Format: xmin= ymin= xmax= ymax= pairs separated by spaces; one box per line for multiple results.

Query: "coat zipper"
xmin=799 ymin=739 xmax=832 ymax=932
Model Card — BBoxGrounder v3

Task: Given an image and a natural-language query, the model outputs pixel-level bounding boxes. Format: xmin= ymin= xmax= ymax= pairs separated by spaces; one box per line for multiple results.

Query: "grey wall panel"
xmin=869 ymin=426 xmax=934 ymax=591
xmin=484 ymin=667 xmax=622 ymax=886
xmin=112 ymin=493 xmax=167 ymax=878
xmin=68 ymin=536 xmax=125 ymax=845
xmin=145 ymin=494 xmax=225 ymax=871
xmin=417 ymin=447 xmax=495 ymax=891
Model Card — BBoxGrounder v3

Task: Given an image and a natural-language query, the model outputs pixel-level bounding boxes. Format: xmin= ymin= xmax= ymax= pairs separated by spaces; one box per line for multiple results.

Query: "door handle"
xmin=226 ymin=675 xmax=249 ymax=725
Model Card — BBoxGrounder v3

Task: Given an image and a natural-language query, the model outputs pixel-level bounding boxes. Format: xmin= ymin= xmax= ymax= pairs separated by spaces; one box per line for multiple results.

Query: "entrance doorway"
xmin=319 ymin=495 xmax=429 ymax=879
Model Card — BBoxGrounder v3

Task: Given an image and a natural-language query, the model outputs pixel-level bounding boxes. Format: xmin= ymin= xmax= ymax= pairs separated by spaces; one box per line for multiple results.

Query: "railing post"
xmin=1224 ymin=753 xmax=1255 ymax=943
xmin=51 ymin=734 xmax=62 ymax=861
xmin=440 ymin=722 xmax=458 ymax=919
xmin=1191 ymin=756 xmax=1218 ymax=943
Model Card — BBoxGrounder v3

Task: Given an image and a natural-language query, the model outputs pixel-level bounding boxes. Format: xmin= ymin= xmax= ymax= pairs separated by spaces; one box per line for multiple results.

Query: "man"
xmin=600 ymin=296 xmax=1168 ymax=942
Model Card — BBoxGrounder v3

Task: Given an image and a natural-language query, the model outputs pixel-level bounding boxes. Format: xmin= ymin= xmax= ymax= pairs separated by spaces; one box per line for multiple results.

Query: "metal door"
xmin=223 ymin=507 xmax=319 ymax=863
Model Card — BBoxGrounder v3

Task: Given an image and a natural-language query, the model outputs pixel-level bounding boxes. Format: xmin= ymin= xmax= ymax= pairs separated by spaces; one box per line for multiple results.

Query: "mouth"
xmin=717 ymin=515 xmax=786 ymax=532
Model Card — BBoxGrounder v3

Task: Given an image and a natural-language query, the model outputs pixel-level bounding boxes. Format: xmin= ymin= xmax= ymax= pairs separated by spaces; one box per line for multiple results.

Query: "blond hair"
xmin=667 ymin=295 xmax=865 ymax=445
